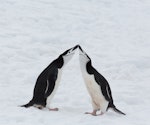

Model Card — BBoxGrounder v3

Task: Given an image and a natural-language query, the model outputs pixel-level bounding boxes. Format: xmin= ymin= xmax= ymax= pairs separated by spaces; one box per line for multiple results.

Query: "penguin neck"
xmin=80 ymin=60 xmax=91 ymax=74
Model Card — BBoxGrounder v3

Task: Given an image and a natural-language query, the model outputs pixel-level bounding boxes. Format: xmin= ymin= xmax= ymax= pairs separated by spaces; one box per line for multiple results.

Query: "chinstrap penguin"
xmin=78 ymin=45 xmax=125 ymax=116
xmin=21 ymin=45 xmax=78 ymax=110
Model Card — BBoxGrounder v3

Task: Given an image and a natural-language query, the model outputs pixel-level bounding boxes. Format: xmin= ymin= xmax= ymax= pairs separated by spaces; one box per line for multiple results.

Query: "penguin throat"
xmin=79 ymin=60 xmax=88 ymax=73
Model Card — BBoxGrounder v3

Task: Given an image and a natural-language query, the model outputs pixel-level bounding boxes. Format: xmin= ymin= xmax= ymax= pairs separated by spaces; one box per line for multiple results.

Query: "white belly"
xmin=46 ymin=69 xmax=62 ymax=107
xmin=82 ymin=72 xmax=108 ymax=111
xmin=84 ymin=74 xmax=105 ymax=102
xmin=79 ymin=55 xmax=108 ymax=112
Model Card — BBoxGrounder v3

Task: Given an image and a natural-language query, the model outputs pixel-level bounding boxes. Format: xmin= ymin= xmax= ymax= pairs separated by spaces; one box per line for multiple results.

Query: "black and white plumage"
xmin=21 ymin=45 xmax=78 ymax=110
xmin=78 ymin=45 xmax=125 ymax=116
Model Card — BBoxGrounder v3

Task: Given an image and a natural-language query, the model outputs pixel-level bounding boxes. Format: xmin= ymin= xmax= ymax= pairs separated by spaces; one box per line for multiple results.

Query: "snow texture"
xmin=0 ymin=0 xmax=150 ymax=125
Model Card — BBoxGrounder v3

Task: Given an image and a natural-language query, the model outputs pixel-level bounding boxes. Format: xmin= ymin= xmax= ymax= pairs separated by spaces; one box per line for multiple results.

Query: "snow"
xmin=0 ymin=0 xmax=150 ymax=124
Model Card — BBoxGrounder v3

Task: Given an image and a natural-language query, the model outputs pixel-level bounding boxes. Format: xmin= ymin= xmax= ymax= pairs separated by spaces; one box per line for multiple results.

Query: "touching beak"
xmin=72 ymin=45 xmax=79 ymax=51
xmin=69 ymin=45 xmax=79 ymax=54
xmin=78 ymin=45 xmax=85 ymax=55
xmin=78 ymin=45 xmax=91 ymax=60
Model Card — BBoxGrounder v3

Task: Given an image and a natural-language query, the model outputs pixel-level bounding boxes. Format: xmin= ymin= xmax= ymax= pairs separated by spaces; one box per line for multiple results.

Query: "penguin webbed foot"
xmin=85 ymin=110 xmax=104 ymax=116
xmin=85 ymin=111 xmax=97 ymax=116
xmin=48 ymin=107 xmax=59 ymax=111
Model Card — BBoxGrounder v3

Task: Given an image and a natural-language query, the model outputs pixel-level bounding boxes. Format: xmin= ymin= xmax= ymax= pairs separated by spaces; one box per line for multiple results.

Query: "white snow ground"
xmin=0 ymin=0 xmax=150 ymax=124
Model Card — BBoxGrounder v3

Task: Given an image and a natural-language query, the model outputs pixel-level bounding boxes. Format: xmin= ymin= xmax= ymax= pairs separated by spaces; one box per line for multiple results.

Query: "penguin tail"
xmin=109 ymin=103 xmax=126 ymax=115
xmin=112 ymin=106 xmax=126 ymax=115
xmin=20 ymin=101 xmax=34 ymax=108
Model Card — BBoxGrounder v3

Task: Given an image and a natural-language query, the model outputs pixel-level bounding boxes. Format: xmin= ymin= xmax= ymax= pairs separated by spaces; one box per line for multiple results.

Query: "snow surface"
xmin=0 ymin=0 xmax=150 ymax=125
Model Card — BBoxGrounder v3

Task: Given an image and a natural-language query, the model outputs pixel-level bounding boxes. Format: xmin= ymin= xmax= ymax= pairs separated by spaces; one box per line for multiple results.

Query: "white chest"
xmin=81 ymin=70 xmax=105 ymax=102
xmin=55 ymin=69 xmax=62 ymax=87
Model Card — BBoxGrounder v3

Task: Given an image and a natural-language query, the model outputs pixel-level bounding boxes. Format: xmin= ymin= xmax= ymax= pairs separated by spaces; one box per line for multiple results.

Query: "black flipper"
xmin=44 ymin=68 xmax=58 ymax=98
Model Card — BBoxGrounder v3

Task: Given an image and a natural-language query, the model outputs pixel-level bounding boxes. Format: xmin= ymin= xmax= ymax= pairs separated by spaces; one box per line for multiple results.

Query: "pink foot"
xmin=97 ymin=112 xmax=104 ymax=116
xmin=48 ymin=108 xmax=59 ymax=111
xmin=85 ymin=110 xmax=104 ymax=116
xmin=85 ymin=112 xmax=97 ymax=116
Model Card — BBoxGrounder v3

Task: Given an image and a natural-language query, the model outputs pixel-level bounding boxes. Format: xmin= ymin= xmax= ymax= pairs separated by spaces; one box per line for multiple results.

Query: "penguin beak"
xmin=72 ymin=45 xmax=79 ymax=51
xmin=61 ymin=45 xmax=80 ymax=65
xmin=78 ymin=45 xmax=83 ymax=52
xmin=78 ymin=45 xmax=91 ymax=60
xmin=78 ymin=45 xmax=85 ymax=55
xmin=61 ymin=45 xmax=78 ymax=57
xmin=66 ymin=45 xmax=80 ymax=56
xmin=69 ymin=45 xmax=79 ymax=55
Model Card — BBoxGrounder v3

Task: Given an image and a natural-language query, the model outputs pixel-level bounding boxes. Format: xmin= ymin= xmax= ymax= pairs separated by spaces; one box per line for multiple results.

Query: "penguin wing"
xmin=101 ymin=83 xmax=113 ymax=102
xmin=86 ymin=62 xmax=113 ymax=102
xmin=44 ymin=69 xmax=58 ymax=98
xmin=94 ymin=69 xmax=113 ymax=102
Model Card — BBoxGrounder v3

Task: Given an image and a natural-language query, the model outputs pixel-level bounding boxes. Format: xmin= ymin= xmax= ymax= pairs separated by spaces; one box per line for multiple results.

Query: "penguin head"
xmin=61 ymin=45 xmax=78 ymax=66
xmin=78 ymin=45 xmax=91 ymax=65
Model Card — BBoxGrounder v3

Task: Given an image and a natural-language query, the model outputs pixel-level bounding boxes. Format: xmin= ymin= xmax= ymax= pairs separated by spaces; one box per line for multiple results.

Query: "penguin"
xmin=21 ymin=45 xmax=78 ymax=110
xmin=78 ymin=45 xmax=125 ymax=116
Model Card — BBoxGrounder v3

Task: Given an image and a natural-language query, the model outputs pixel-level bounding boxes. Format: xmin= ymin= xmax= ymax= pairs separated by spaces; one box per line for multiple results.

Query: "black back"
xmin=86 ymin=61 xmax=114 ymax=105
xmin=31 ymin=56 xmax=64 ymax=106
xmin=21 ymin=45 xmax=79 ymax=108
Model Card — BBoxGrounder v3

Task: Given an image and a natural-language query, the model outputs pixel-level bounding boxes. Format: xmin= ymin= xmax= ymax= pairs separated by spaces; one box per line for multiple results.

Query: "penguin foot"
xmin=85 ymin=112 xmax=104 ymax=116
xmin=85 ymin=110 xmax=104 ymax=116
xmin=85 ymin=110 xmax=97 ymax=116
xmin=48 ymin=108 xmax=59 ymax=111
xmin=85 ymin=112 xmax=97 ymax=116
xmin=97 ymin=112 xmax=104 ymax=116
